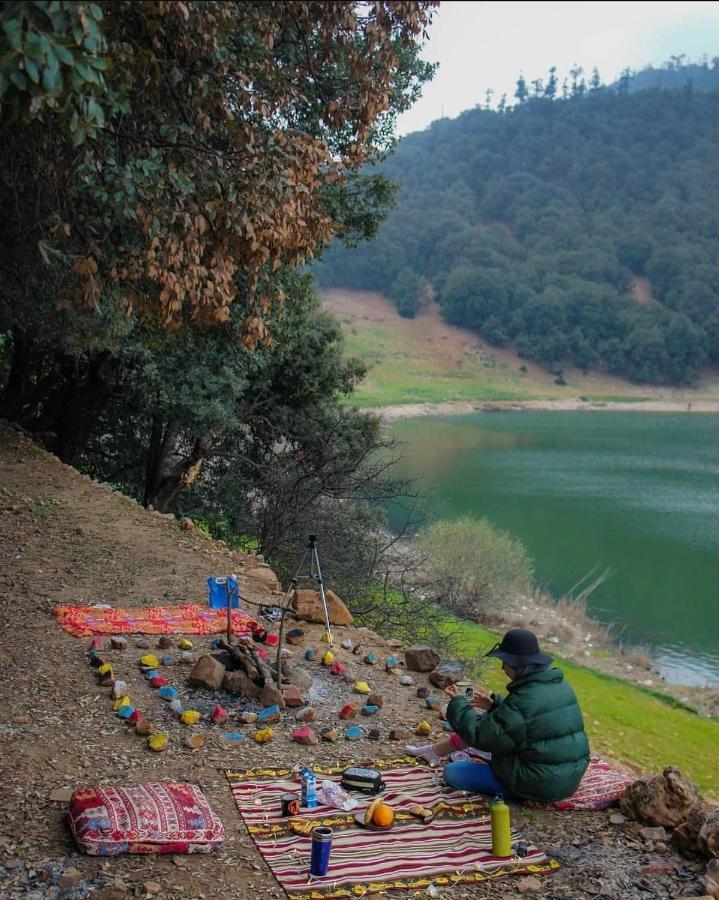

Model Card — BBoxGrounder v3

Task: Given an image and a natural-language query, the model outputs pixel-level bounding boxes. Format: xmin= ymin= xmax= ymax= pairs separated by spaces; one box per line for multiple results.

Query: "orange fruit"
xmin=372 ymin=803 xmax=394 ymax=828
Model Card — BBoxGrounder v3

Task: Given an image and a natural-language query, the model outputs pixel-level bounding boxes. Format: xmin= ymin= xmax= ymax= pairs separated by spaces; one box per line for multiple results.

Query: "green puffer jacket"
xmin=446 ymin=667 xmax=590 ymax=802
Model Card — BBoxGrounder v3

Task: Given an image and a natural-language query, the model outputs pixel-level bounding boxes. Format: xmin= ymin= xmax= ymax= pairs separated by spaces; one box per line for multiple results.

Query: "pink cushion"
xmin=68 ymin=782 xmax=224 ymax=855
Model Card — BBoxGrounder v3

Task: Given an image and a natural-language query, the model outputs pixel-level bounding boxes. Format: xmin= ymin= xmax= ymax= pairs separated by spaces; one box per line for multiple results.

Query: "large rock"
xmin=222 ymin=670 xmax=259 ymax=700
xmin=429 ymin=661 xmax=465 ymax=689
xmin=244 ymin=564 xmax=281 ymax=591
xmin=285 ymin=666 xmax=313 ymax=693
xmin=674 ymin=803 xmax=716 ymax=853
xmin=620 ymin=766 xmax=702 ymax=828
xmin=291 ymin=589 xmax=353 ymax=626
xmin=405 ymin=646 xmax=440 ymax=672
xmin=188 ymin=655 xmax=225 ymax=691
xmin=699 ymin=807 xmax=719 ymax=858
xmin=259 ymin=681 xmax=286 ymax=709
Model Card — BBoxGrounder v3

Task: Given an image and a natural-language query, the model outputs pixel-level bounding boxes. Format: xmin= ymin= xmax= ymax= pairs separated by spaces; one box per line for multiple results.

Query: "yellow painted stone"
xmin=139 ymin=654 xmax=159 ymax=668
xmin=415 ymin=720 xmax=432 ymax=736
xmin=97 ymin=663 xmax=113 ymax=676
xmin=353 ymin=681 xmax=371 ymax=694
xmin=320 ymin=631 xmax=332 ymax=643
xmin=178 ymin=639 xmax=193 ymax=650
xmin=322 ymin=651 xmax=334 ymax=666
xmin=113 ymin=695 xmax=131 ymax=711
xmin=180 ymin=710 xmax=201 ymax=726
xmin=254 ymin=727 xmax=274 ymax=744
xmin=148 ymin=733 xmax=168 ymax=752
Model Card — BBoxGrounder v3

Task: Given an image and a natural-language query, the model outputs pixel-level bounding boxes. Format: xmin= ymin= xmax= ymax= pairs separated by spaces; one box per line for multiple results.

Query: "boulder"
xmin=188 ymin=655 xmax=226 ymax=691
xmin=222 ymin=670 xmax=259 ymax=700
xmin=429 ymin=661 xmax=465 ymax=689
xmin=245 ymin=564 xmax=281 ymax=591
xmin=286 ymin=628 xmax=305 ymax=646
xmin=405 ymin=646 xmax=440 ymax=672
xmin=285 ymin=666 xmax=313 ymax=693
xmin=291 ymin=588 xmax=353 ymax=625
xmin=259 ymin=682 xmax=286 ymax=709
xmin=699 ymin=807 xmax=719 ymax=858
xmin=705 ymin=859 xmax=719 ymax=897
xmin=620 ymin=766 xmax=702 ymax=828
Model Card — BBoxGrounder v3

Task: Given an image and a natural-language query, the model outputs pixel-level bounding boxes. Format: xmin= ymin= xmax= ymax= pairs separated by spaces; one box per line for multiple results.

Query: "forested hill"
xmin=315 ymin=86 xmax=719 ymax=385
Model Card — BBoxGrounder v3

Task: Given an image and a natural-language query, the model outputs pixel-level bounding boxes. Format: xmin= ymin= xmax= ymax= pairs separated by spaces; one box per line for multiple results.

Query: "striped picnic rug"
xmin=54 ymin=604 xmax=258 ymax=637
xmin=227 ymin=758 xmax=558 ymax=898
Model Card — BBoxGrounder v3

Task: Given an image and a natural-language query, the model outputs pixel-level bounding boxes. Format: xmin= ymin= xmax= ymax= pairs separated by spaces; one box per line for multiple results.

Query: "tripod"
xmin=274 ymin=534 xmax=333 ymax=685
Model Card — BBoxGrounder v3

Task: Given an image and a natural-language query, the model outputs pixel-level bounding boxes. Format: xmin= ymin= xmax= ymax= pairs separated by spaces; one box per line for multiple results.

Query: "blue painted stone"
xmin=158 ymin=686 xmax=178 ymax=700
xmin=304 ymin=649 xmax=316 ymax=661
xmin=144 ymin=669 xmax=160 ymax=680
xmin=117 ymin=705 xmax=135 ymax=719
xmin=258 ymin=704 xmax=280 ymax=723
xmin=361 ymin=705 xmax=380 ymax=716
xmin=161 ymin=655 xmax=173 ymax=665
xmin=224 ymin=732 xmax=245 ymax=742
xmin=344 ymin=726 xmax=364 ymax=741
xmin=365 ymin=653 xmax=378 ymax=665
xmin=385 ymin=656 xmax=398 ymax=669
xmin=426 ymin=695 xmax=440 ymax=709
xmin=210 ymin=638 xmax=221 ymax=648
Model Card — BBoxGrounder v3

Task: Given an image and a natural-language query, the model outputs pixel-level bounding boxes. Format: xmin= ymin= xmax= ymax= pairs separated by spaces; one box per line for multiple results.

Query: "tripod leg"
xmin=273 ymin=545 xmax=310 ymax=686
xmin=312 ymin=546 xmax=333 ymax=646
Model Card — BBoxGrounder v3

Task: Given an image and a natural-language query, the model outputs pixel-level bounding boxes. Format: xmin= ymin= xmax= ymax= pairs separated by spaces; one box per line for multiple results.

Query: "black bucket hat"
xmin=485 ymin=628 xmax=553 ymax=667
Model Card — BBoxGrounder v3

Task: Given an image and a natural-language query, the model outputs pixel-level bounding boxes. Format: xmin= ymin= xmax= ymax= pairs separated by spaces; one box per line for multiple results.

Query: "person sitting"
xmin=407 ymin=628 xmax=590 ymax=803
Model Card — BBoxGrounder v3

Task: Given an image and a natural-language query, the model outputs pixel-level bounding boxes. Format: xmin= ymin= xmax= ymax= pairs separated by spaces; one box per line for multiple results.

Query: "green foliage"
xmin=417 ymin=515 xmax=535 ymax=616
xmin=318 ymin=67 xmax=719 ymax=385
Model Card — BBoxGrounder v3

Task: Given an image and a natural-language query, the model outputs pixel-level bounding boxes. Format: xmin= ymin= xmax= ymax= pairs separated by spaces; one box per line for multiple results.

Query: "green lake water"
xmin=388 ymin=412 xmax=719 ymax=686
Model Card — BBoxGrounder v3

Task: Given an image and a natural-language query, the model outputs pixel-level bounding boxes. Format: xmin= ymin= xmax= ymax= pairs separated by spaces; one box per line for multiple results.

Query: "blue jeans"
xmin=443 ymin=760 xmax=513 ymax=798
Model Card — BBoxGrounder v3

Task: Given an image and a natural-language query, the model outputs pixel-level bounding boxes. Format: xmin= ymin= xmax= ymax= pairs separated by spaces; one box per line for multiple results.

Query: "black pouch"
xmin=340 ymin=766 xmax=385 ymax=795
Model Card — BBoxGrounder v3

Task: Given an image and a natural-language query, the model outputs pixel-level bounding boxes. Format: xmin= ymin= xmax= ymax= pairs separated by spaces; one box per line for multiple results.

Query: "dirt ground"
xmin=0 ymin=423 xmax=711 ymax=899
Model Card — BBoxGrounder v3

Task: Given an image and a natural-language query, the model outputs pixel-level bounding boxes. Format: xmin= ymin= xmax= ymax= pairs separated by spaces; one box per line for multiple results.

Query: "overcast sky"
xmin=396 ymin=1 xmax=719 ymax=135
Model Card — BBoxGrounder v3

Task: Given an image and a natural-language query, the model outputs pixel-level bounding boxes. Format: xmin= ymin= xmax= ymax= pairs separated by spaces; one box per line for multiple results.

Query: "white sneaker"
xmin=406 ymin=744 xmax=443 ymax=766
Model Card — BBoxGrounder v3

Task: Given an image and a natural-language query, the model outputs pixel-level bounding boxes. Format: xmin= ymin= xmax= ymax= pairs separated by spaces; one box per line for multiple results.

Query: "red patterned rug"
xmin=534 ymin=757 xmax=636 ymax=811
xmin=227 ymin=759 xmax=558 ymax=898
xmin=55 ymin=604 xmax=258 ymax=637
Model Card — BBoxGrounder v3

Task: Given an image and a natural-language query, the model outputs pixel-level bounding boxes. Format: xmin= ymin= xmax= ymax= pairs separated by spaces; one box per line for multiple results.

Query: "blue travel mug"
xmin=310 ymin=826 xmax=333 ymax=877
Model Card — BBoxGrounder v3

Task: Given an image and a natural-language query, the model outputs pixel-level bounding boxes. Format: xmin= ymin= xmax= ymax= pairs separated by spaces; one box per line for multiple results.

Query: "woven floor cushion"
xmin=68 ymin=782 xmax=224 ymax=855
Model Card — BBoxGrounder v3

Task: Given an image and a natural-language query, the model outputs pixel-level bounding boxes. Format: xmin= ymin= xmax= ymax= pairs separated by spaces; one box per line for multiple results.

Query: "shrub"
xmin=416 ymin=516 xmax=534 ymax=617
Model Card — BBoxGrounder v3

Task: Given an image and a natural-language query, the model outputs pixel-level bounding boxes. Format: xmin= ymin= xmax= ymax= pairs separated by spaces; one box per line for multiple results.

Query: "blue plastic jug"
xmin=208 ymin=575 xmax=240 ymax=609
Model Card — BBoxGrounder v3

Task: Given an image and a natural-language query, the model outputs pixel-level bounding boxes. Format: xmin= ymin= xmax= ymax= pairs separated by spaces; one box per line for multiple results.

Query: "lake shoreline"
xmin=370 ymin=398 xmax=719 ymax=420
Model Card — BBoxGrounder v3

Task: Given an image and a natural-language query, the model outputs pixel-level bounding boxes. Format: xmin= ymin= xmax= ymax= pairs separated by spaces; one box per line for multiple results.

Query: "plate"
xmin=353 ymin=811 xmax=393 ymax=831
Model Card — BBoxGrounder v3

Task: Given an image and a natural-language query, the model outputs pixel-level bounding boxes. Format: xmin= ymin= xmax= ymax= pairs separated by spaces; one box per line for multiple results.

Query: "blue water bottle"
xmin=310 ymin=826 xmax=333 ymax=877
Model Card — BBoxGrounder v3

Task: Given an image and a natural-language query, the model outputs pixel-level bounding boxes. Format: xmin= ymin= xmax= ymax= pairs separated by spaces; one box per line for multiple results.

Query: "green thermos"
xmin=491 ymin=794 xmax=512 ymax=857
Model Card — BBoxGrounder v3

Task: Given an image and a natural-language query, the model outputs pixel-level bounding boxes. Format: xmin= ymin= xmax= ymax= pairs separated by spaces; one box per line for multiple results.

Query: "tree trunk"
xmin=145 ymin=434 xmax=209 ymax=513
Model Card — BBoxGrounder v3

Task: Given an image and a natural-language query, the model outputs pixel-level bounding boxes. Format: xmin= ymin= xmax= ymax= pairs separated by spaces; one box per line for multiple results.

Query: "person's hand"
xmin=470 ymin=689 xmax=493 ymax=711
xmin=444 ymin=684 xmax=461 ymax=699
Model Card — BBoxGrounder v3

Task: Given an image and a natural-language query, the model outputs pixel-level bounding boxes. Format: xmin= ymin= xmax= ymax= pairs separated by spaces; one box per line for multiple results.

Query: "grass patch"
xmin=368 ymin=597 xmax=718 ymax=796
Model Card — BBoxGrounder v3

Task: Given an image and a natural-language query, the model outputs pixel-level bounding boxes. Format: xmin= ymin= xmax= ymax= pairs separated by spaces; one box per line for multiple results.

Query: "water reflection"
xmin=389 ymin=412 xmax=719 ymax=685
